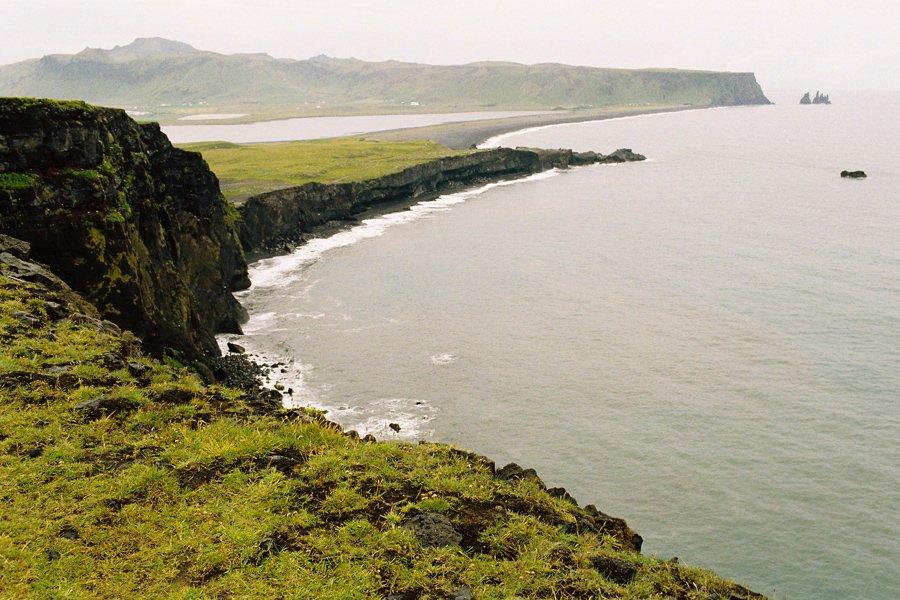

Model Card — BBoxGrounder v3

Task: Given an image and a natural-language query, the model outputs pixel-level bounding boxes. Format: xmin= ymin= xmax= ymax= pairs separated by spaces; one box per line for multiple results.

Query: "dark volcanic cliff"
xmin=239 ymin=147 xmax=644 ymax=254
xmin=0 ymin=98 xmax=248 ymax=364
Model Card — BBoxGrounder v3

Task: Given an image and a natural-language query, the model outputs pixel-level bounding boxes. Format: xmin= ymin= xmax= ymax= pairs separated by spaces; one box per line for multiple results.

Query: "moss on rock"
xmin=0 ymin=97 xmax=249 ymax=365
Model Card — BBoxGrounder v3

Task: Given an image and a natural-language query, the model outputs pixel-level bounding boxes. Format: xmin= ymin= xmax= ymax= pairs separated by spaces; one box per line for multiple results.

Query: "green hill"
xmin=0 ymin=38 xmax=770 ymax=122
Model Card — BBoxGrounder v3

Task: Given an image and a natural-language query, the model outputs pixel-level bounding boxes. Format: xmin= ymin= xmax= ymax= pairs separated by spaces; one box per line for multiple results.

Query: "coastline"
xmin=367 ymin=104 xmax=711 ymax=150
xmin=0 ymin=98 xmax=771 ymax=597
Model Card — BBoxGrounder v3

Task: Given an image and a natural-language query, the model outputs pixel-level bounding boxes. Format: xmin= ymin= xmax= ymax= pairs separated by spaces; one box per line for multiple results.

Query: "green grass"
xmin=0 ymin=275 xmax=765 ymax=598
xmin=178 ymin=137 xmax=467 ymax=202
xmin=0 ymin=172 xmax=40 ymax=189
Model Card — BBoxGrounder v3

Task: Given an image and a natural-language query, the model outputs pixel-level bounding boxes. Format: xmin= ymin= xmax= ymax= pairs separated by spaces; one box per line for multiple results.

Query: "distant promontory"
xmin=0 ymin=37 xmax=772 ymax=123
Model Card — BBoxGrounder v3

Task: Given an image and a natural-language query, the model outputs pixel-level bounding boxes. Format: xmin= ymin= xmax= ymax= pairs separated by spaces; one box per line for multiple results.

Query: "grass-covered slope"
xmin=0 ymin=38 xmax=770 ymax=123
xmin=179 ymin=138 xmax=467 ymax=203
xmin=0 ymin=267 xmax=765 ymax=598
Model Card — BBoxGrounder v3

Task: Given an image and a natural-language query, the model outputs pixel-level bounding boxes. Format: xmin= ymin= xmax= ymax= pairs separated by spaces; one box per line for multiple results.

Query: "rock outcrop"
xmin=800 ymin=91 xmax=831 ymax=105
xmin=0 ymin=98 xmax=249 ymax=364
xmin=239 ymin=147 xmax=645 ymax=254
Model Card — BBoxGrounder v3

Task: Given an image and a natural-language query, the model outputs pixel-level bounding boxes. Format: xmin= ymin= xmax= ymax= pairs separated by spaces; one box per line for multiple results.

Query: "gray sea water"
xmin=219 ymin=91 xmax=900 ymax=599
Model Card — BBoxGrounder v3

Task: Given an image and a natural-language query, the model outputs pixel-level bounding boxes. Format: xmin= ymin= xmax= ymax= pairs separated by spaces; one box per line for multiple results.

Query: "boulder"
xmin=591 ymin=556 xmax=638 ymax=584
xmin=840 ymin=170 xmax=866 ymax=179
xmin=495 ymin=462 xmax=545 ymax=488
xmin=402 ymin=512 xmax=463 ymax=548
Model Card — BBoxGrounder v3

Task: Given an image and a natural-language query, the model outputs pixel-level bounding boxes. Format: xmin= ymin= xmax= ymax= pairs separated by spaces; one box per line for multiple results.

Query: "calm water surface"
xmin=221 ymin=91 xmax=900 ymax=599
xmin=162 ymin=110 xmax=552 ymax=143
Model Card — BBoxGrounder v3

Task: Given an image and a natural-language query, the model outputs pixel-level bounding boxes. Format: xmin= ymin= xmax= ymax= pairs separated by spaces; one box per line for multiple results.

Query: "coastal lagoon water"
xmin=162 ymin=110 xmax=552 ymax=143
xmin=220 ymin=91 xmax=900 ymax=598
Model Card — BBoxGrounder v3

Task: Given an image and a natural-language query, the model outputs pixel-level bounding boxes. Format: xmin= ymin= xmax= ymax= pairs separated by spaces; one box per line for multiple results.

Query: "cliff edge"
xmin=0 ymin=98 xmax=249 ymax=364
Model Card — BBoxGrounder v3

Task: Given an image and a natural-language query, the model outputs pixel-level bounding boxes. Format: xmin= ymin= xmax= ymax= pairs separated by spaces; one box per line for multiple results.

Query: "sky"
xmin=2 ymin=0 xmax=898 ymax=91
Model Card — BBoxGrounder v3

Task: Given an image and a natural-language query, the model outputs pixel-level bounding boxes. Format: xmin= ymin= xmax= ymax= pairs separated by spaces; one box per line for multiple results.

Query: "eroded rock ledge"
xmin=238 ymin=147 xmax=645 ymax=255
xmin=0 ymin=98 xmax=249 ymax=364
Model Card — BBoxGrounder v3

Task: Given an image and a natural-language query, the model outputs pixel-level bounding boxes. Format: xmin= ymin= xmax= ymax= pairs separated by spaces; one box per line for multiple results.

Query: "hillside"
xmin=0 ymin=99 xmax=768 ymax=598
xmin=0 ymin=38 xmax=771 ymax=122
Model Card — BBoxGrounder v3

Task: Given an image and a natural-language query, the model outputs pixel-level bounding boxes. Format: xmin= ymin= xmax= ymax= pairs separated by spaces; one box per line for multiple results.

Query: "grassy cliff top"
xmin=0 ymin=273 xmax=764 ymax=598
xmin=179 ymin=138 xmax=467 ymax=204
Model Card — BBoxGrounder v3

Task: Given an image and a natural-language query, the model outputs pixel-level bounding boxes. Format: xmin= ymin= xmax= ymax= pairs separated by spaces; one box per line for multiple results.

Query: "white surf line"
xmin=243 ymin=168 xmax=562 ymax=291
xmin=216 ymin=167 xmax=562 ymax=431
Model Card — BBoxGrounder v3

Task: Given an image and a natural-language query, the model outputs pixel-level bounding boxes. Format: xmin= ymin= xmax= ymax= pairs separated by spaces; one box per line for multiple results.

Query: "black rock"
xmin=597 ymin=148 xmax=646 ymax=163
xmin=840 ymin=170 xmax=867 ymax=178
xmin=495 ymin=463 xmax=545 ymax=488
xmin=0 ymin=233 xmax=31 ymax=257
xmin=12 ymin=310 xmax=41 ymax=328
xmin=402 ymin=512 xmax=463 ymax=548
xmin=151 ymin=387 xmax=195 ymax=405
xmin=59 ymin=526 xmax=80 ymax=540
xmin=43 ymin=301 xmax=68 ymax=320
xmin=561 ymin=517 xmax=599 ymax=535
xmin=256 ymin=455 xmax=302 ymax=473
xmin=74 ymin=395 xmax=137 ymax=419
xmin=208 ymin=354 xmax=265 ymax=389
xmin=591 ymin=556 xmax=638 ymax=584
xmin=47 ymin=548 xmax=61 ymax=561
xmin=26 ymin=447 xmax=44 ymax=459
xmin=127 ymin=362 xmax=151 ymax=378
xmin=548 ymin=486 xmax=578 ymax=505
xmin=227 ymin=342 xmax=246 ymax=354
xmin=631 ymin=533 xmax=644 ymax=552
xmin=100 ymin=352 xmax=126 ymax=370
xmin=388 ymin=422 xmax=401 ymax=433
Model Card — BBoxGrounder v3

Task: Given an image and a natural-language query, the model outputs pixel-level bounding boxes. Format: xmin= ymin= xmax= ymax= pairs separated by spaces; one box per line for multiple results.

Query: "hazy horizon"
xmin=3 ymin=1 xmax=898 ymax=92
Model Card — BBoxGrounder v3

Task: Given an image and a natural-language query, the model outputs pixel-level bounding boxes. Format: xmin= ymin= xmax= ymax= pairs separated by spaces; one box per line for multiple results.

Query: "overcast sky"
xmin=3 ymin=0 xmax=898 ymax=91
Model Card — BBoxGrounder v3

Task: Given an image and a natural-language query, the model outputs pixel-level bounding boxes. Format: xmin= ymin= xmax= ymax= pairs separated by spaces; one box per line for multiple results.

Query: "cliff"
xmin=239 ymin=147 xmax=645 ymax=254
xmin=0 ymin=98 xmax=249 ymax=364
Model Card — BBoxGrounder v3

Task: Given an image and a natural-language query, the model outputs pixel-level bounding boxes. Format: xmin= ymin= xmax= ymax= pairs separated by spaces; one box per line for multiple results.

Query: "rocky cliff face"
xmin=239 ymin=147 xmax=645 ymax=254
xmin=0 ymin=98 xmax=248 ymax=364
xmin=709 ymin=72 xmax=771 ymax=105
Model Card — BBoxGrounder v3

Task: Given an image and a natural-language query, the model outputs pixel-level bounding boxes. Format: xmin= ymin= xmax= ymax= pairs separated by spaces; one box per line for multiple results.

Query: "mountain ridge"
xmin=0 ymin=38 xmax=771 ymax=120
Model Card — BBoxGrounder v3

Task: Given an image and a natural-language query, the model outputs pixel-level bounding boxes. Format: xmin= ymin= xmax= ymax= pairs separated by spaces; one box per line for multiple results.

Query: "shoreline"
xmin=367 ymin=104 xmax=711 ymax=150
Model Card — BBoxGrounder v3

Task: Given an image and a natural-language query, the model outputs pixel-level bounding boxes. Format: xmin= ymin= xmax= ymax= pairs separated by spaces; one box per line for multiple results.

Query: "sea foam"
xmin=244 ymin=169 xmax=561 ymax=291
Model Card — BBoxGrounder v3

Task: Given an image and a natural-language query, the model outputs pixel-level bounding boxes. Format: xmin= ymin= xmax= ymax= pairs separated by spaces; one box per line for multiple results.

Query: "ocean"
xmin=218 ymin=91 xmax=900 ymax=598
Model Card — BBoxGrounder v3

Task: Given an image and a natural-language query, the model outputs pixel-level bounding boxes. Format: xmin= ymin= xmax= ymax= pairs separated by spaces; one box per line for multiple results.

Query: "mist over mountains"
xmin=0 ymin=38 xmax=770 ymax=119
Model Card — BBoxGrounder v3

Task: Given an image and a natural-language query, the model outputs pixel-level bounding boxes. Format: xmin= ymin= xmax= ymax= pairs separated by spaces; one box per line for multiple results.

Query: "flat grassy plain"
xmin=179 ymin=138 xmax=467 ymax=204
xmin=0 ymin=274 xmax=766 ymax=598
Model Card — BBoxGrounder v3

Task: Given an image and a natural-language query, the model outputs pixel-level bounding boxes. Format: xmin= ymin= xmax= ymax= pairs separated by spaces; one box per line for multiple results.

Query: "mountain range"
xmin=0 ymin=38 xmax=770 ymax=121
